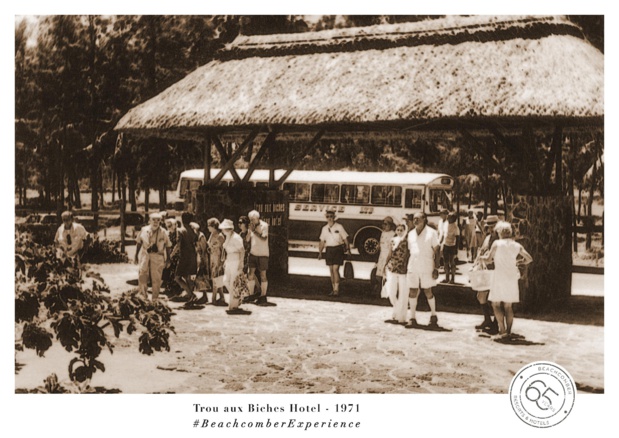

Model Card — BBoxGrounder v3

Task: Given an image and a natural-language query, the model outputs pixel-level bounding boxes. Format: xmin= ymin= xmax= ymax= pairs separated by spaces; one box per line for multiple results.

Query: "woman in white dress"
xmin=481 ymin=221 xmax=532 ymax=339
xmin=219 ymin=219 xmax=251 ymax=315
xmin=375 ymin=216 xmax=396 ymax=293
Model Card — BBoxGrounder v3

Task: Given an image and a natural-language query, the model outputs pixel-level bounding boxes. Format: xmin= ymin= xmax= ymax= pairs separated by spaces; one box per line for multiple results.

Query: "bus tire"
xmin=356 ymin=229 xmax=381 ymax=260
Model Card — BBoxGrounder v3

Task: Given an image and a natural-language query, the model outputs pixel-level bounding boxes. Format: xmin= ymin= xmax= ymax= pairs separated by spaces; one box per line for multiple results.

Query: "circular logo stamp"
xmin=509 ymin=362 xmax=576 ymax=428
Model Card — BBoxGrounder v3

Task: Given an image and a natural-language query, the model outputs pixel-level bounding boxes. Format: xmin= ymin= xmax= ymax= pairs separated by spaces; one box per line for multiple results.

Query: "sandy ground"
xmin=14 ymin=262 xmax=604 ymax=394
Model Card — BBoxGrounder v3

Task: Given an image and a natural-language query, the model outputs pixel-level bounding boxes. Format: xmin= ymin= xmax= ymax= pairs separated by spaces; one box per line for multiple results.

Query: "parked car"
xmin=112 ymin=212 xmax=145 ymax=227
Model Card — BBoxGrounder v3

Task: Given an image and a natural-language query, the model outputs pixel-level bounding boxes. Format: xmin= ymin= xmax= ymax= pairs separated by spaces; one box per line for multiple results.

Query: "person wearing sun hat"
xmin=134 ymin=211 xmax=172 ymax=302
xmin=220 ymin=219 xmax=251 ymax=315
xmin=318 ymin=209 xmax=351 ymax=296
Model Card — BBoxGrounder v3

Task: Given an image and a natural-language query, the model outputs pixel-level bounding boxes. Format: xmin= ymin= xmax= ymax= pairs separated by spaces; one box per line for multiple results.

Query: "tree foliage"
xmin=15 ymin=232 xmax=175 ymax=389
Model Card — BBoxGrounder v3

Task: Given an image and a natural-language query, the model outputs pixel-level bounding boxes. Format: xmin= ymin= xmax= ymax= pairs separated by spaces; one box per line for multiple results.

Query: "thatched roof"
xmin=115 ymin=15 xmax=603 ymax=139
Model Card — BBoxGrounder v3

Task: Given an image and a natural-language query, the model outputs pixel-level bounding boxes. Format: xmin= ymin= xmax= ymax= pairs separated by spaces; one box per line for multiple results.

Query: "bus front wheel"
xmin=356 ymin=230 xmax=381 ymax=260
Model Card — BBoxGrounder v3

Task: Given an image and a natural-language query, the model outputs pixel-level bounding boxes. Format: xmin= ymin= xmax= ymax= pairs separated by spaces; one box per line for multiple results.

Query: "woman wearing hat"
xmin=375 ymin=216 xmax=396 ymax=293
xmin=318 ymin=210 xmax=351 ymax=296
xmin=220 ymin=219 xmax=251 ymax=315
xmin=481 ymin=221 xmax=533 ymax=340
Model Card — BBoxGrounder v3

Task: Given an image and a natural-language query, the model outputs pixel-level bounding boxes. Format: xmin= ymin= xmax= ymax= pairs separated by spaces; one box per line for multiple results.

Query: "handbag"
xmin=468 ymin=260 xmax=493 ymax=291
xmin=232 ymin=272 xmax=251 ymax=299
xmin=343 ymin=260 xmax=354 ymax=280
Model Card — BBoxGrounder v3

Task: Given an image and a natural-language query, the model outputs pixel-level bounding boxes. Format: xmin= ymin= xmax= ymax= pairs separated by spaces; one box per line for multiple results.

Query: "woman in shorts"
xmin=317 ymin=210 xmax=351 ymax=296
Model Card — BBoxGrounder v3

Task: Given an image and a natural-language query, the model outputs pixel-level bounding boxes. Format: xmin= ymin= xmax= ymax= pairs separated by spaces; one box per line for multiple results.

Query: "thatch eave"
xmin=119 ymin=115 xmax=603 ymax=143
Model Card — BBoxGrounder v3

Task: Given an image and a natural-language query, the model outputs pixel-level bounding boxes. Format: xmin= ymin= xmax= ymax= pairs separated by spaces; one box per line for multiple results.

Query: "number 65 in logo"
xmin=510 ymin=362 xmax=575 ymax=428
xmin=525 ymin=380 xmax=559 ymax=410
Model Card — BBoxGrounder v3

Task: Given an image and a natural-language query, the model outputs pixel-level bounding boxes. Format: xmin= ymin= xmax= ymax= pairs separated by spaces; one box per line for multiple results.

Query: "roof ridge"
xmin=219 ymin=15 xmax=582 ymax=60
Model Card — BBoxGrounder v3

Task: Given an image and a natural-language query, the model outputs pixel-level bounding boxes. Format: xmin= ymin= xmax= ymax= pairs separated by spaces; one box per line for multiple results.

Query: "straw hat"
xmin=219 ymin=219 xmax=235 ymax=230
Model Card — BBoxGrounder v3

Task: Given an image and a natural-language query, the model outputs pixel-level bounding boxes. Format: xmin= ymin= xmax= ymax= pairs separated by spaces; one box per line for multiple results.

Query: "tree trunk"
xmin=569 ymin=171 xmax=578 ymax=252
xmin=120 ymin=173 xmax=126 ymax=252
xmin=159 ymin=183 xmax=166 ymax=209
xmin=144 ymin=186 xmax=150 ymax=213
xmin=128 ymin=175 xmax=137 ymax=211
xmin=586 ymin=160 xmax=597 ymax=251
xmin=515 ymin=195 xmax=572 ymax=312
xmin=56 ymin=136 xmax=64 ymax=221
xmin=111 ymin=170 xmax=116 ymax=204
xmin=577 ymin=186 xmax=583 ymax=222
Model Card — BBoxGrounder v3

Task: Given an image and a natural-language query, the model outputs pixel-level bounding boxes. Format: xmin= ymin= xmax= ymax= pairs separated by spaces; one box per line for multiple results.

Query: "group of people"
xmin=54 ymin=205 xmax=532 ymax=337
xmin=134 ymin=209 xmax=274 ymax=315
xmin=371 ymin=210 xmax=533 ymax=339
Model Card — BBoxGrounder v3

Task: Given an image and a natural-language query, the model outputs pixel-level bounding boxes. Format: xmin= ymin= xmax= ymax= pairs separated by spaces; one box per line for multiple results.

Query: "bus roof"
xmin=178 ymin=169 xmax=452 ymax=186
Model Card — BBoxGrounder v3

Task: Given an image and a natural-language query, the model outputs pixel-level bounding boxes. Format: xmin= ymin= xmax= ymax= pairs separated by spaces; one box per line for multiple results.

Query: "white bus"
xmin=177 ymin=169 xmax=453 ymax=260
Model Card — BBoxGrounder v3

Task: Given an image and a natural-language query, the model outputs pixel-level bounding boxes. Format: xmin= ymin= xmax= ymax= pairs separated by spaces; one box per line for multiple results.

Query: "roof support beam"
xmin=276 ymin=129 xmax=325 ymax=186
xmin=211 ymin=129 xmax=260 ymax=184
xmin=202 ymin=137 xmax=211 ymax=185
xmin=211 ymin=135 xmax=241 ymax=184
xmin=242 ymin=131 xmax=277 ymax=183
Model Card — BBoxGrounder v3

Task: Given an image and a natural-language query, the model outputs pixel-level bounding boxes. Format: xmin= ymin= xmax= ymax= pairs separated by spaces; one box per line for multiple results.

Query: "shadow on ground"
xmin=270 ymin=275 xmax=604 ymax=327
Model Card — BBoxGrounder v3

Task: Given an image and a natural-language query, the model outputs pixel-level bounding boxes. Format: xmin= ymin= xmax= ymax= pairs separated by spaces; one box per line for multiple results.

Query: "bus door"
xmin=404 ymin=187 xmax=423 ymax=212
xmin=427 ymin=187 xmax=452 ymax=213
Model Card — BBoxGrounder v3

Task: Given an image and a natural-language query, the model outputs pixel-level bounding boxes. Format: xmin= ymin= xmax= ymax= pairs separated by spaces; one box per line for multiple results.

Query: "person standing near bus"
xmin=318 ymin=210 xmax=351 ymax=296
xmin=405 ymin=212 xmax=441 ymax=328
xmin=246 ymin=210 xmax=273 ymax=306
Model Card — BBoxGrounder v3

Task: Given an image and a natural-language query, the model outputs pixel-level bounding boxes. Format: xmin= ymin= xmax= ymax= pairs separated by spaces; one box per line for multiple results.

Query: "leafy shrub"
xmin=81 ymin=235 xmax=129 ymax=264
xmin=15 ymin=232 xmax=175 ymax=388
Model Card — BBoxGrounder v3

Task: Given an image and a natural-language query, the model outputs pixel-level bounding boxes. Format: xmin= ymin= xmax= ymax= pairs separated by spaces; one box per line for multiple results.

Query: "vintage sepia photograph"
xmin=9 ymin=5 xmax=614 ymax=436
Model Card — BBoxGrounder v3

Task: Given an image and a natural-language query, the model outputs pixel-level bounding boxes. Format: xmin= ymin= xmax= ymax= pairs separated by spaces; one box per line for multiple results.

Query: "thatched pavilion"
xmin=115 ymin=15 xmax=603 ymax=310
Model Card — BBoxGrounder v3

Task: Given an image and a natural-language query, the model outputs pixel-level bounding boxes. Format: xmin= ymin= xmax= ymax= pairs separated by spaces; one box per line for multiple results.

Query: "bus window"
xmin=284 ymin=182 xmax=310 ymax=201
xmin=255 ymin=182 xmax=269 ymax=188
xmin=405 ymin=189 xmax=422 ymax=209
xmin=178 ymin=178 xmax=199 ymax=197
xmin=179 ymin=179 xmax=190 ymax=197
xmin=371 ymin=185 xmax=402 ymax=206
xmin=429 ymin=189 xmax=453 ymax=212
xmin=341 ymin=184 xmax=370 ymax=204
xmin=311 ymin=184 xmax=340 ymax=203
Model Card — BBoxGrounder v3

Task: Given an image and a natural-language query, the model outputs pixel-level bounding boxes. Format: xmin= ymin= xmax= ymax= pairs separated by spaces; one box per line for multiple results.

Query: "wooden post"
xmin=554 ymin=126 xmax=563 ymax=193
xmin=203 ymin=137 xmax=212 ymax=186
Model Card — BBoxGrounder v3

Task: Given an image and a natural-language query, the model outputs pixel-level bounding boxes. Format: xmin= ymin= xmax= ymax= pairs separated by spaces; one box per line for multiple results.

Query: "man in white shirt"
xmin=318 ymin=210 xmax=351 ymax=296
xmin=246 ymin=210 xmax=274 ymax=306
xmin=54 ymin=211 xmax=88 ymax=266
xmin=405 ymin=212 xmax=441 ymax=328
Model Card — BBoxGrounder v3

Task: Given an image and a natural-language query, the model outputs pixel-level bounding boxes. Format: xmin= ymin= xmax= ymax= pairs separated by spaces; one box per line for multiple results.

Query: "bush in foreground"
xmin=15 ymin=232 xmax=174 ymax=392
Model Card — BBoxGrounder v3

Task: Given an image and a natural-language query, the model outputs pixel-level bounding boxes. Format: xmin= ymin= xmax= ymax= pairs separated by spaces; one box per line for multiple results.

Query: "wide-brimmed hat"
xmin=485 ymin=215 xmax=499 ymax=225
xmin=219 ymin=219 xmax=235 ymax=230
